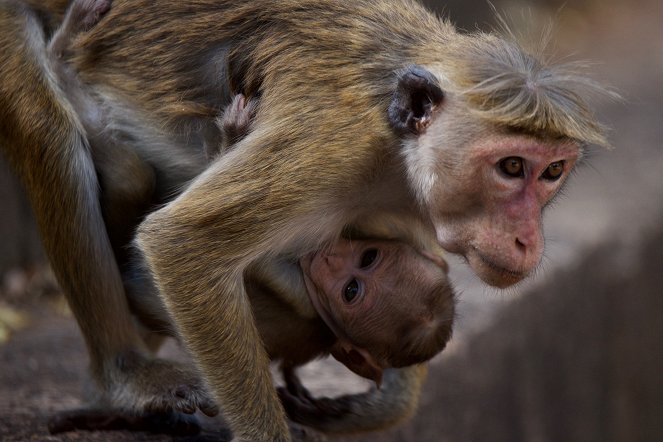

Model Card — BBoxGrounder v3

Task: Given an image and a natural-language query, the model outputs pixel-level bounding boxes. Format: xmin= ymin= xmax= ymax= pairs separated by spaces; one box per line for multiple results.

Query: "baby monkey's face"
xmin=300 ymin=237 xmax=454 ymax=383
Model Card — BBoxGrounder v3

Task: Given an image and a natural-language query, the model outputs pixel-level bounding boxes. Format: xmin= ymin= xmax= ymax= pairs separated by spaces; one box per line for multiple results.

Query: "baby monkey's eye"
xmin=344 ymin=279 xmax=360 ymax=303
xmin=360 ymin=248 xmax=378 ymax=268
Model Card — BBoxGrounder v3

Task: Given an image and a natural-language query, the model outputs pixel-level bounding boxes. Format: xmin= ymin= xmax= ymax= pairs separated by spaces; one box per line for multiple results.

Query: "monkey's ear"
xmin=331 ymin=340 xmax=384 ymax=387
xmin=388 ymin=65 xmax=444 ymax=136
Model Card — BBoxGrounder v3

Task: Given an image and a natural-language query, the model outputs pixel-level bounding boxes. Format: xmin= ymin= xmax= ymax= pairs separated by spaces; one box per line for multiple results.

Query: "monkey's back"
xmin=73 ymin=0 xmax=454 ymax=152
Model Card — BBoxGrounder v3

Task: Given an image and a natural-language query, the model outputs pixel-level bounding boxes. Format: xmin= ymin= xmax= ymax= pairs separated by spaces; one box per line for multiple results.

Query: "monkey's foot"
xmin=106 ymin=352 xmax=219 ymax=417
xmin=48 ymin=408 xmax=201 ymax=435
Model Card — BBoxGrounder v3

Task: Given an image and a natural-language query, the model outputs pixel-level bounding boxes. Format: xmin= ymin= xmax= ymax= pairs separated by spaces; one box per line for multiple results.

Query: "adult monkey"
xmin=127 ymin=0 xmax=606 ymax=436
xmin=3 ymin=1 xmax=456 ymax=438
xmin=0 ymin=0 xmax=609 ymax=441
xmin=6 ymin=1 xmax=453 ymax=438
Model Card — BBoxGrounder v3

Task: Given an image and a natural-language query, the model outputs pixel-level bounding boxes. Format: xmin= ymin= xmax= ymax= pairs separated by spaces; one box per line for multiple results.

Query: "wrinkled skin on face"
xmin=430 ymin=136 xmax=579 ymax=288
xmin=300 ymin=238 xmax=455 ymax=384
xmin=404 ymin=88 xmax=582 ymax=289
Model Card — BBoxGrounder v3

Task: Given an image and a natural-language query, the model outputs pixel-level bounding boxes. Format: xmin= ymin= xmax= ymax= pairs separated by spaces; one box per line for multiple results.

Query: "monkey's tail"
xmin=286 ymin=365 xmax=428 ymax=434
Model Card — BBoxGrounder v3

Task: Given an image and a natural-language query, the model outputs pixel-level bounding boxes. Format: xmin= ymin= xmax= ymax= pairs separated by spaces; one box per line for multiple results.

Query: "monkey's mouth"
xmin=474 ymin=252 xmax=527 ymax=288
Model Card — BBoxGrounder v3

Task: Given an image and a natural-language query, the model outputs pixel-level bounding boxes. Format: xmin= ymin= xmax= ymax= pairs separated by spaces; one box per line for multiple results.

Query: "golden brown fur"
xmin=0 ymin=0 xmax=607 ymax=440
xmin=446 ymin=32 xmax=610 ymax=146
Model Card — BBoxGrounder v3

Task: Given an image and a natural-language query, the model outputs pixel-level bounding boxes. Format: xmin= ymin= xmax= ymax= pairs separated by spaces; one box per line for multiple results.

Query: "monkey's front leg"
xmin=0 ymin=3 xmax=217 ymax=430
xmin=135 ymin=140 xmax=351 ymax=441
xmin=137 ymin=223 xmax=290 ymax=440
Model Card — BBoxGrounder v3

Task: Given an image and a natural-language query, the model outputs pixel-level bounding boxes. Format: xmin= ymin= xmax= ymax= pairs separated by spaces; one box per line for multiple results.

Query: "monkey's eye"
xmin=360 ymin=249 xmax=378 ymax=268
xmin=343 ymin=279 xmax=361 ymax=303
xmin=541 ymin=161 xmax=564 ymax=181
xmin=499 ymin=157 xmax=524 ymax=178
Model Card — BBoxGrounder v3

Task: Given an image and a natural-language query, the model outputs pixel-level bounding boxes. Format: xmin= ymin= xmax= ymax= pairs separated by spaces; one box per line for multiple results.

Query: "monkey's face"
xmin=302 ymin=239 xmax=398 ymax=314
xmin=390 ymin=59 xmax=598 ymax=289
xmin=425 ymin=134 xmax=580 ymax=288
xmin=300 ymin=238 xmax=454 ymax=379
xmin=301 ymin=239 xmax=446 ymax=322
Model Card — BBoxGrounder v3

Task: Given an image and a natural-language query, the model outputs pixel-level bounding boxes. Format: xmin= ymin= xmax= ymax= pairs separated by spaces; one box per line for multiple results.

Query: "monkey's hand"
xmin=49 ymin=352 xmax=219 ymax=434
xmin=106 ymin=351 xmax=219 ymax=417
xmin=216 ymin=94 xmax=258 ymax=153
xmin=279 ymin=385 xmax=352 ymax=427
xmin=278 ymin=366 xmax=358 ymax=427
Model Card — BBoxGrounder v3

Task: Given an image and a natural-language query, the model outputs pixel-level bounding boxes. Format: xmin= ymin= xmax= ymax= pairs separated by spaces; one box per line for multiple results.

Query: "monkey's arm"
xmin=280 ymin=365 xmax=428 ymax=434
xmin=345 ymin=209 xmax=441 ymax=254
xmin=137 ymin=204 xmax=287 ymax=440
xmin=136 ymin=113 xmax=363 ymax=441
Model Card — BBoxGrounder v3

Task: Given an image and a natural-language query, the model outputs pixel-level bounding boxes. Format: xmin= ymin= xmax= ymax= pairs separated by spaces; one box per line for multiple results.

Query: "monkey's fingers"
xmin=278 ymin=386 xmax=310 ymax=412
xmin=220 ymin=93 xmax=257 ymax=145
xmin=171 ymin=384 xmax=220 ymax=417
xmin=48 ymin=408 xmax=201 ymax=435
xmin=286 ymin=382 xmax=316 ymax=404
xmin=115 ymin=354 xmax=220 ymax=418
xmin=198 ymin=397 xmax=220 ymax=417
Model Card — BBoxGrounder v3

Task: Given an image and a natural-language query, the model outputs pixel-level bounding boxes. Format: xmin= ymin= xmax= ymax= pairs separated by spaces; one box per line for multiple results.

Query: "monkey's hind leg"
xmin=0 ymin=1 xmax=217 ymax=432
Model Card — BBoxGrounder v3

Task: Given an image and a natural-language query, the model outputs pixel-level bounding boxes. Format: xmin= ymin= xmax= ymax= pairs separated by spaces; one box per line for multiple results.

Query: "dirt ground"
xmin=1 ymin=1 xmax=663 ymax=441
xmin=0 ymin=298 xmax=234 ymax=442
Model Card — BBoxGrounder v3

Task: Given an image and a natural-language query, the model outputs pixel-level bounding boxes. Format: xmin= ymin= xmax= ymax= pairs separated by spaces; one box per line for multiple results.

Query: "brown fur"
xmin=219 ymin=94 xmax=455 ymax=372
xmin=446 ymin=32 xmax=611 ymax=146
xmin=0 ymin=0 xmax=145 ymax=382
xmin=1 ymin=0 xmax=607 ymax=441
xmin=10 ymin=0 xmax=452 ymax=437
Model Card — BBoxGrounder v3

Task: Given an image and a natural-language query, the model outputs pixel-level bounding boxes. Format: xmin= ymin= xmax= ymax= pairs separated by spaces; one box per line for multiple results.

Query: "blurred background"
xmin=1 ymin=0 xmax=662 ymax=441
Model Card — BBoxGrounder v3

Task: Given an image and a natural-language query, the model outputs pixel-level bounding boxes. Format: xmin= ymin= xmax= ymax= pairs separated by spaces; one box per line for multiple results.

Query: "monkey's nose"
xmin=513 ymin=222 xmax=540 ymax=256
xmin=515 ymin=237 xmax=527 ymax=252
xmin=512 ymin=232 xmax=544 ymax=274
